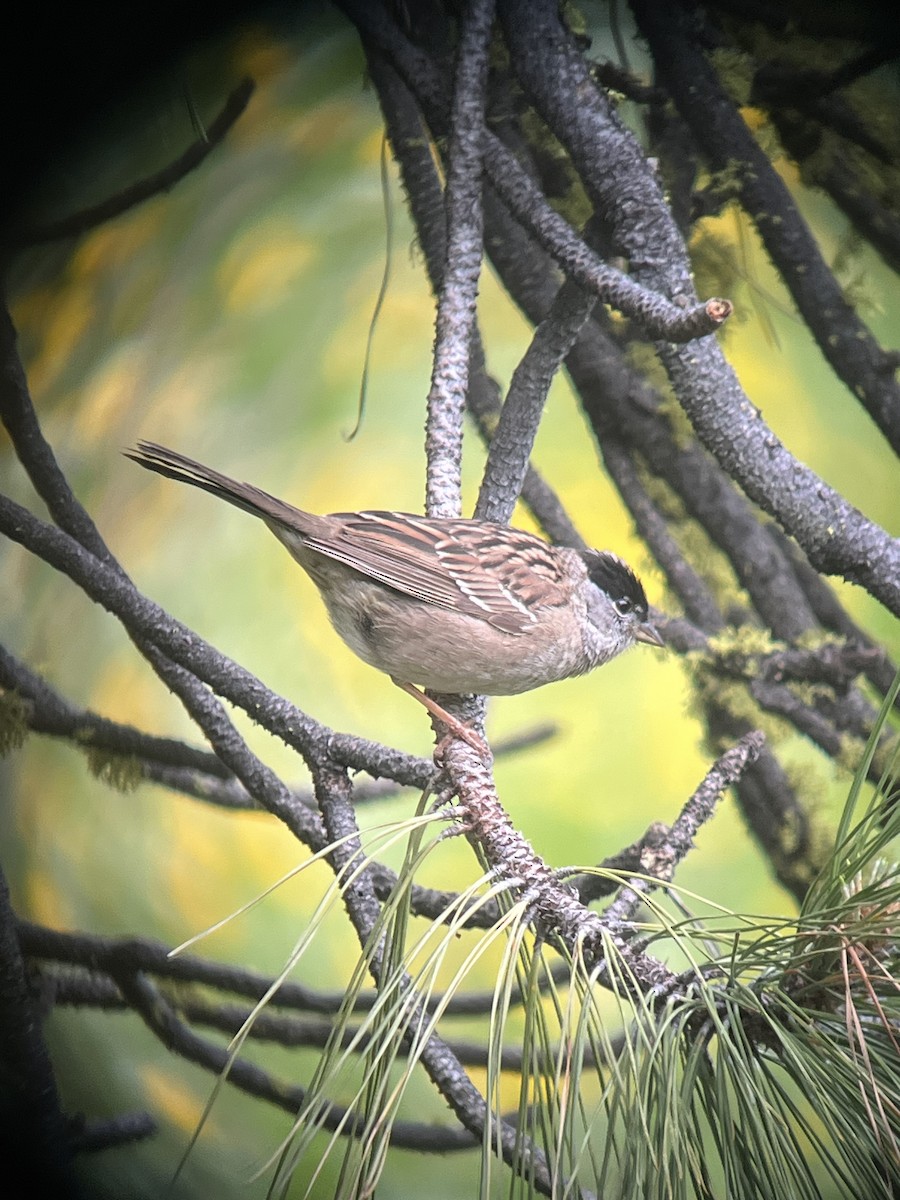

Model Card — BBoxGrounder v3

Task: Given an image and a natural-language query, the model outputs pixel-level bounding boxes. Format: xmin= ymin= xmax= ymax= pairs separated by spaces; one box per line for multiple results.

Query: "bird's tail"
xmin=125 ymin=441 xmax=314 ymax=532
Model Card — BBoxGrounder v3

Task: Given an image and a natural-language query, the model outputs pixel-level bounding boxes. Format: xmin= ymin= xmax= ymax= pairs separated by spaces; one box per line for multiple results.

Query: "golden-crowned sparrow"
xmin=127 ymin=442 xmax=663 ymax=746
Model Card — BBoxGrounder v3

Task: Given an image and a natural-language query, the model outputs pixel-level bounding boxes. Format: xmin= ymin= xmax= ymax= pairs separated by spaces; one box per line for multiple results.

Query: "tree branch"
xmin=497 ymin=0 xmax=900 ymax=616
xmin=0 ymin=865 xmax=81 ymax=1193
xmin=423 ymin=0 xmax=494 ymax=518
xmin=632 ymin=0 xmax=900 ymax=452
xmin=17 ymin=80 xmax=255 ymax=247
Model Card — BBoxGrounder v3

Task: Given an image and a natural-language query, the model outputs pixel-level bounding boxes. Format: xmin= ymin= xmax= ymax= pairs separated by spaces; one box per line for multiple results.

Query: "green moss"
xmin=736 ymin=25 xmax=850 ymax=79
xmin=686 ymin=660 xmax=791 ymax=750
xmin=794 ymin=630 xmax=844 ymax=652
xmin=691 ymin=223 xmax=744 ymax=297
xmin=84 ymin=747 xmax=144 ymax=793
xmin=513 ymin=99 xmax=594 ymax=226
xmin=0 ymin=690 xmax=29 ymax=756
xmin=686 ymin=628 xmax=797 ymax=749
xmin=634 ymin=469 xmax=747 ymax=614
xmin=475 ymin=407 xmax=500 ymax=437
xmin=707 ymin=625 xmax=780 ymax=667
xmin=789 ymin=680 xmax=832 ymax=708
xmin=559 ymin=0 xmax=589 ymax=42
xmin=835 ymin=733 xmax=869 ymax=777
xmin=752 ymin=119 xmax=785 ymax=165
xmin=710 ymin=48 xmax=755 ymax=107
xmin=871 ymin=733 xmax=900 ymax=784
xmin=782 ymin=760 xmax=834 ymax=873
xmin=624 ymin=341 xmax=679 ymax=407
xmin=688 ymin=221 xmax=772 ymax=340
xmin=722 ymin=682 xmax=789 ymax=745
xmin=830 ymin=226 xmax=881 ymax=316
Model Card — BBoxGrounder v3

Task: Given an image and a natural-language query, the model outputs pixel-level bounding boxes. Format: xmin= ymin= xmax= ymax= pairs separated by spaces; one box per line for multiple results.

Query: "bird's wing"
xmin=302 ymin=511 xmax=568 ymax=634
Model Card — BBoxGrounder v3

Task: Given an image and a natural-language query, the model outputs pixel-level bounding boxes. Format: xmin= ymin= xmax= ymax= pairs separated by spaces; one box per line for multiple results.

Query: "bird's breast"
xmin=319 ymin=581 xmax=583 ymax=695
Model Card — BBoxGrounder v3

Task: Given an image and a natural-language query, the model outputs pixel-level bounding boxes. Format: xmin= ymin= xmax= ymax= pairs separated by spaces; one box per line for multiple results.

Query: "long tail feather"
xmin=125 ymin=441 xmax=313 ymax=532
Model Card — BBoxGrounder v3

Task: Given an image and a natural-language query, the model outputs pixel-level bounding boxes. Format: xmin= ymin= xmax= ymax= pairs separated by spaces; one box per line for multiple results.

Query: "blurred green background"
xmin=1 ymin=5 xmax=898 ymax=1197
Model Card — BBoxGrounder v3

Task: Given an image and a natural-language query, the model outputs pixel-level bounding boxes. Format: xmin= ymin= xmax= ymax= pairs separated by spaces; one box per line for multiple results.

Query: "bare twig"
xmin=18 ymin=80 xmax=255 ymax=247
xmin=499 ymin=0 xmax=900 ymax=616
xmin=424 ymin=0 xmax=494 ymax=518
xmin=631 ymin=1 xmax=900 ymax=452
xmin=341 ymin=0 xmax=734 ymax=341
xmin=307 ymin=754 xmax=558 ymax=1193
xmin=476 ymin=268 xmax=596 ymax=524
xmin=602 ymin=732 xmax=765 ymax=927
xmin=0 ymin=866 xmax=79 ymax=1192
xmin=366 ymin=44 xmax=584 ymax=543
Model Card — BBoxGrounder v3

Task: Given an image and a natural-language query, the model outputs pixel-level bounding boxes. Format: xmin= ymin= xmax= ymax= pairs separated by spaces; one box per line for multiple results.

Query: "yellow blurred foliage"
xmin=217 ymin=222 xmax=317 ymax=313
xmin=24 ymin=865 xmax=76 ymax=931
xmin=90 ymin=655 xmax=170 ymax=729
xmin=12 ymin=282 xmax=95 ymax=398
xmin=71 ymin=206 xmax=166 ymax=278
xmin=321 ymin=277 xmax=433 ymax=387
xmin=162 ymin=808 xmax=259 ymax=940
xmin=283 ymin=98 xmax=364 ymax=155
xmin=357 ymin=125 xmax=388 ymax=167
xmin=139 ymin=353 xmax=227 ymax=435
xmin=72 ymin=343 xmax=147 ymax=446
xmin=142 ymin=1064 xmax=211 ymax=1134
xmin=231 ymin=28 xmax=296 ymax=89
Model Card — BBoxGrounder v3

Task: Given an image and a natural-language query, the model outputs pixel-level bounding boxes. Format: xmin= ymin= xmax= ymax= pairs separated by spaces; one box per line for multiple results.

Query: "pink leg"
xmin=390 ymin=678 xmax=490 ymax=758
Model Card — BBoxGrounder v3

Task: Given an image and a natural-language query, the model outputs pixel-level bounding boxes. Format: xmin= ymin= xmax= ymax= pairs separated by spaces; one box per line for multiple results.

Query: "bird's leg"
xmin=390 ymin=678 xmax=491 ymax=760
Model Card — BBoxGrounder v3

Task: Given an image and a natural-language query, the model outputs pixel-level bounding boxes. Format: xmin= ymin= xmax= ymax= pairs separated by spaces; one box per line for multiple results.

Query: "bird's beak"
xmin=635 ymin=622 xmax=665 ymax=648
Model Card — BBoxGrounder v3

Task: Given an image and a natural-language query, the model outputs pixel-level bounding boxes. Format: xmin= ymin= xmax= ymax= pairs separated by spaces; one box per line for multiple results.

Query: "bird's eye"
xmin=614 ymin=596 xmax=633 ymax=615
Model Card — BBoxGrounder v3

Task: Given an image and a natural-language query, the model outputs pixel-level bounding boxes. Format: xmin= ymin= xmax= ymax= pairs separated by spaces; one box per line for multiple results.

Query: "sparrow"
xmin=126 ymin=442 xmax=663 ymax=748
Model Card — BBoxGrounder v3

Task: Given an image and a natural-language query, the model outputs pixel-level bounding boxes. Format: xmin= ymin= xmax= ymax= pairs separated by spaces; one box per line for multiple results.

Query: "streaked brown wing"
xmin=301 ymin=511 xmax=565 ymax=633
xmin=432 ymin=519 xmax=570 ymax=630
